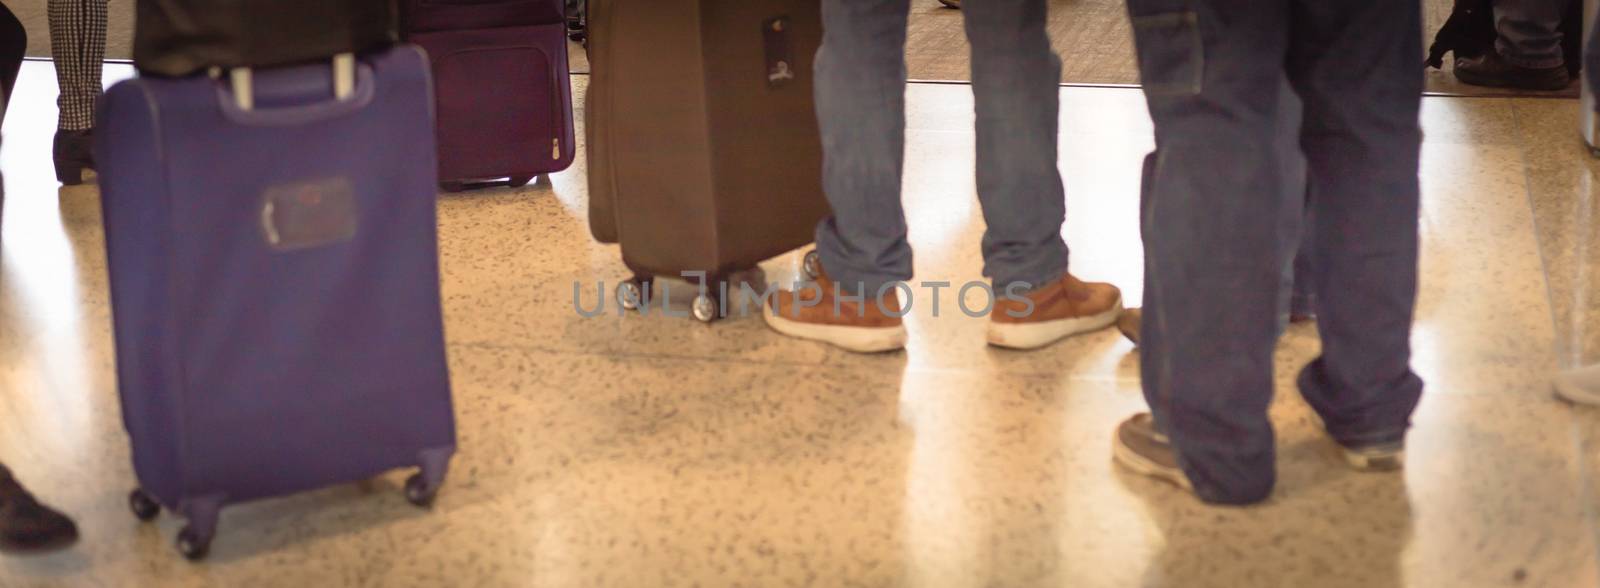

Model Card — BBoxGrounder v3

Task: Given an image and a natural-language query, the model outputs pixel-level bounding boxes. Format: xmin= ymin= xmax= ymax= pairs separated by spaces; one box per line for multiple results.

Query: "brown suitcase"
xmin=585 ymin=0 xmax=830 ymax=322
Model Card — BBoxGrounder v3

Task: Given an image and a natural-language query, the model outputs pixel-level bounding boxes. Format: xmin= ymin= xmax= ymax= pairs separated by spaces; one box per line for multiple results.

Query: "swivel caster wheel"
xmin=616 ymin=279 xmax=645 ymax=311
xmin=802 ymin=250 xmax=822 ymax=281
xmin=692 ymin=293 xmax=721 ymax=323
xmin=404 ymin=473 xmax=439 ymax=508
xmin=129 ymin=489 xmax=160 ymax=522
xmin=508 ymin=175 xmax=536 ymax=188
xmin=176 ymin=527 xmax=211 ymax=561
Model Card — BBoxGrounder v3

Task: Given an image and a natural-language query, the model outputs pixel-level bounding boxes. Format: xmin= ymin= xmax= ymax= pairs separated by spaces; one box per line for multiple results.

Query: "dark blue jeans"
xmin=1495 ymin=0 xmax=1567 ymax=68
xmin=812 ymin=0 xmax=1070 ymax=295
xmin=1129 ymin=0 xmax=1426 ymax=504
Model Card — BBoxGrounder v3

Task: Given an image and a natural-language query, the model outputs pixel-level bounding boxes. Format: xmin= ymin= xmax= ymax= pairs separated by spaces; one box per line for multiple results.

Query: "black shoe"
xmin=52 ymin=129 xmax=96 ymax=186
xmin=0 ymin=466 xmax=79 ymax=554
xmin=1454 ymin=51 xmax=1571 ymax=91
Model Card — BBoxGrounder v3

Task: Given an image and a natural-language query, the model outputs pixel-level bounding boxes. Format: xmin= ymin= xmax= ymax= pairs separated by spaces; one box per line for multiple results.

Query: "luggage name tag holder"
xmin=223 ymin=53 xmax=363 ymax=252
xmin=764 ymin=17 xmax=796 ymax=88
xmin=260 ymin=177 xmax=360 ymax=252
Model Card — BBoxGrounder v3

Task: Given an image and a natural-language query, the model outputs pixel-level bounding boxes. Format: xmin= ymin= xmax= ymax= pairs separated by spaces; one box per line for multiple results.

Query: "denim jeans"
xmin=1495 ymin=0 xmax=1567 ymax=68
xmin=1128 ymin=0 xmax=1426 ymax=504
xmin=812 ymin=0 xmax=1069 ymax=295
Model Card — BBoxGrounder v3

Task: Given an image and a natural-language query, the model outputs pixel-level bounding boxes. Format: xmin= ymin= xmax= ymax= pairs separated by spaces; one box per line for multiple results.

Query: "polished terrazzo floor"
xmin=1 ymin=61 xmax=1598 ymax=586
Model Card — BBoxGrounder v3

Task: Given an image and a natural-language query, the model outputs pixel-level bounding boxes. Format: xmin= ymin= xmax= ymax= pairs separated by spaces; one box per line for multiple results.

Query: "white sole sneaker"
xmin=763 ymin=311 xmax=907 ymax=353
xmin=986 ymin=297 xmax=1125 ymax=350
xmin=1306 ymin=412 xmax=1406 ymax=472
xmin=1339 ymin=445 xmax=1405 ymax=472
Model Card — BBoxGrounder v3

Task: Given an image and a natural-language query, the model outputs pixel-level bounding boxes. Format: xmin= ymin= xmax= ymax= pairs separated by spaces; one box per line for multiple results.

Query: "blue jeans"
xmin=1495 ymin=0 xmax=1567 ymax=68
xmin=1129 ymin=0 xmax=1426 ymax=504
xmin=813 ymin=0 xmax=1069 ymax=295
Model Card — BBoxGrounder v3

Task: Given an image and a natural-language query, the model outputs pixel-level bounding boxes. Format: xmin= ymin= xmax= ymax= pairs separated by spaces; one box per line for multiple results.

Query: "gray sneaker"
xmin=1112 ymin=413 xmax=1194 ymax=491
xmin=1338 ymin=441 xmax=1405 ymax=472
xmin=1305 ymin=412 xmax=1405 ymax=472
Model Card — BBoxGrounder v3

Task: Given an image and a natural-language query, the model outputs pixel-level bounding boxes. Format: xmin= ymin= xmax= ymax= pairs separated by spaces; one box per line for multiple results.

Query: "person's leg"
xmin=961 ymin=0 xmax=1067 ymax=290
xmin=962 ymin=0 xmax=1123 ymax=350
xmin=1288 ymin=210 xmax=1317 ymax=321
xmin=811 ymin=0 xmax=913 ymax=296
xmin=49 ymin=0 xmax=106 ymax=132
xmin=1120 ymin=0 xmax=1292 ymax=505
xmin=1275 ymin=82 xmax=1313 ymax=326
xmin=1288 ymin=0 xmax=1425 ymax=466
xmin=1495 ymin=0 xmax=1567 ymax=68
xmin=1455 ymin=0 xmax=1570 ymax=90
xmin=763 ymin=0 xmax=911 ymax=353
xmin=48 ymin=0 xmax=108 ymax=185
xmin=0 ymin=3 xmax=25 ymax=116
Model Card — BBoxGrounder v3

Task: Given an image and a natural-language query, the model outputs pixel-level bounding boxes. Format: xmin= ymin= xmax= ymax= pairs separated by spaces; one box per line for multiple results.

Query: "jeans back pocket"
xmin=1131 ymin=11 xmax=1204 ymax=97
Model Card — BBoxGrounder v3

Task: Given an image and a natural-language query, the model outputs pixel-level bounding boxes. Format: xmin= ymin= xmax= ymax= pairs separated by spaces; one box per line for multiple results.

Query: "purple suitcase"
xmin=96 ymin=45 xmax=457 ymax=560
xmin=405 ymin=0 xmax=576 ymax=189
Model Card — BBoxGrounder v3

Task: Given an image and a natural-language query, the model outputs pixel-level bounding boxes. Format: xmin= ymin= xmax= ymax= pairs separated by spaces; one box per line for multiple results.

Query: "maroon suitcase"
xmin=404 ymin=0 xmax=559 ymax=33
xmin=405 ymin=1 xmax=576 ymax=189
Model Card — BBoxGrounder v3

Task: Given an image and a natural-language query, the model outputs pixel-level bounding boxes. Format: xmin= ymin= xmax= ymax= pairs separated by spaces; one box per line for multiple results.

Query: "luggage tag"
xmin=260 ymin=177 xmax=360 ymax=252
xmin=764 ymin=17 xmax=796 ymax=88
xmin=224 ymin=54 xmax=363 ymax=252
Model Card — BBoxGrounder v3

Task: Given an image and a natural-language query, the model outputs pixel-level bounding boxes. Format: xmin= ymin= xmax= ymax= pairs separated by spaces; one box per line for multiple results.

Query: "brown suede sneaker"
xmin=1111 ymin=413 xmax=1194 ymax=491
xmin=987 ymin=274 xmax=1122 ymax=350
xmin=764 ymin=264 xmax=908 ymax=353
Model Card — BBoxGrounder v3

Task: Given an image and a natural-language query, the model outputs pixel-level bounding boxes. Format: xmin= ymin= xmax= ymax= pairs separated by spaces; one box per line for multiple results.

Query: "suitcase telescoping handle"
xmin=226 ymin=53 xmax=358 ymax=111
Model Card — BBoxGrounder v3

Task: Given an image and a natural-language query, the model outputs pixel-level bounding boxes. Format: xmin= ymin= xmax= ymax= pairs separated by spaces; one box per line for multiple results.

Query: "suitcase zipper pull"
xmin=551 ymin=138 xmax=561 ymax=160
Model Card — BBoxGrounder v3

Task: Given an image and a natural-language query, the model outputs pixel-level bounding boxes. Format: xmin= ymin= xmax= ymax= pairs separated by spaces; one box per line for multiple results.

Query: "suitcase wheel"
xmin=616 ymin=278 xmax=647 ymax=312
xmin=802 ymin=251 xmax=822 ymax=281
xmin=404 ymin=473 xmax=439 ymax=508
xmin=128 ymin=489 xmax=161 ymax=522
xmin=692 ymin=293 xmax=721 ymax=323
xmin=176 ymin=526 xmax=211 ymax=561
xmin=508 ymin=175 xmax=537 ymax=188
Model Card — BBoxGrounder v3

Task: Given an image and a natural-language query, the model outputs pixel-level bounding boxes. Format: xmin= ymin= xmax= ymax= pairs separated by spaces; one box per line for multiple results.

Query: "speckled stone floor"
xmin=1 ymin=61 xmax=1598 ymax=587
